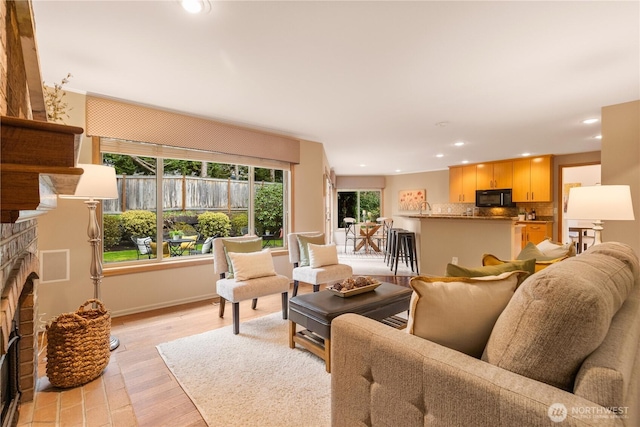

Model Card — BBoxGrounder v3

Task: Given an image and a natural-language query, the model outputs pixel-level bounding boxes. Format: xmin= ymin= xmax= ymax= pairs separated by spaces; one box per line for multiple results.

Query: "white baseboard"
xmin=110 ymin=293 xmax=219 ymax=318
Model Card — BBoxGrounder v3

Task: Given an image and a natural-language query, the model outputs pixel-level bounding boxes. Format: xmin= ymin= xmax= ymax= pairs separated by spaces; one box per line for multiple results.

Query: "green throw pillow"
xmin=446 ymin=258 xmax=535 ymax=285
xmin=296 ymin=234 xmax=325 ymax=266
xmin=222 ymin=238 xmax=262 ymax=278
xmin=517 ymin=242 xmax=562 ymax=262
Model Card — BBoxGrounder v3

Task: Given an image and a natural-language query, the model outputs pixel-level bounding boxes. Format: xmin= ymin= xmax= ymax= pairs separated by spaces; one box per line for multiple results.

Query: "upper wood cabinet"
xmin=476 ymin=161 xmax=513 ymax=190
xmin=449 ymin=165 xmax=476 ymax=203
xmin=512 ymin=156 xmax=552 ymax=202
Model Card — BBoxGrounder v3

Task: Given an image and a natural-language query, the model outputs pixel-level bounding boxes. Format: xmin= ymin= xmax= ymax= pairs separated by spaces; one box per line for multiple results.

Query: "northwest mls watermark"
xmin=548 ymin=403 xmax=629 ymax=423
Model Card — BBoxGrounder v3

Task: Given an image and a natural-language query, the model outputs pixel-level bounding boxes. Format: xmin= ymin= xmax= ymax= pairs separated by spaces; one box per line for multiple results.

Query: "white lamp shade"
xmin=60 ymin=164 xmax=118 ymax=200
xmin=566 ymin=185 xmax=635 ymax=221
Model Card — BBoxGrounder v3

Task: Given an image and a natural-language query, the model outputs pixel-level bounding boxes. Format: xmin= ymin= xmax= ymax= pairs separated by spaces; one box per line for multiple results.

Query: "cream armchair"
xmin=213 ymin=236 xmax=290 ymax=334
xmin=287 ymin=232 xmax=353 ymax=297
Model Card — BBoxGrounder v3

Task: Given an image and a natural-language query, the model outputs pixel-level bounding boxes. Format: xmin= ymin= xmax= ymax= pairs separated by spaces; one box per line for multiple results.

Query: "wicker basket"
xmin=46 ymin=299 xmax=111 ymax=388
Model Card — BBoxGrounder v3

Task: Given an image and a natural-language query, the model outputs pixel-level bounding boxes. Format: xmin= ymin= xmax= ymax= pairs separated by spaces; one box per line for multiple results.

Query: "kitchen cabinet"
xmin=476 ymin=160 xmax=513 ymax=190
xmin=512 ymin=156 xmax=552 ymax=202
xmin=518 ymin=221 xmax=553 ymax=248
xmin=449 ymin=165 xmax=476 ymax=203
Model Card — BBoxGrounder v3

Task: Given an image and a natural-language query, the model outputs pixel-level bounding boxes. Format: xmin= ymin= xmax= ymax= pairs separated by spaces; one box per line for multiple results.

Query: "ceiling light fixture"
xmin=359 ymin=164 xmax=366 ymax=167
xmin=522 ymin=152 xmax=531 ymax=157
xmin=436 ymin=153 xmax=444 ymax=158
xmin=454 ymin=141 xmax=465 ymax=147
xmin=594 ymin=135 xmax=602 ymax=140
xmin=582 ymin=118 xmax=599 ymax=124
xmin=461 ymin=160 xmax=469 ymax=164
xmin=181 ymin=0 xmax=210 ymax=14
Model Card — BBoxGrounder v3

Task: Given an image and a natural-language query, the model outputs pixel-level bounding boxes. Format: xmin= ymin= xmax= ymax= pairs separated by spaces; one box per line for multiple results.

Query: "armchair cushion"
xmin=308 ymin=243 xmax=339 ymax=268
xmin=180 ymin=235 xmax=198 ymax=250
xmin=222 ymin=238 xmax=262 ymax=278
xmin=296 ymin=234 xmax=325 ymax=266
xmin=408 ymin=271 xmax=526 ymax=358
xmin=227 ymin=250 xmax=276 ymax=281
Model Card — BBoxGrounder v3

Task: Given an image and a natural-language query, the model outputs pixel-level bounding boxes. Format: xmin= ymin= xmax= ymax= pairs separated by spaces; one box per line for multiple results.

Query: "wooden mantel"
xmin=1 ymin=115 xmax=84 ymax=223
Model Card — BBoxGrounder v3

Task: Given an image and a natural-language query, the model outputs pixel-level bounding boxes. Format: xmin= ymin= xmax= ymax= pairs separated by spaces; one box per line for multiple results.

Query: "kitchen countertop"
xmin=404 ymin=214 xmax=516 ymax=220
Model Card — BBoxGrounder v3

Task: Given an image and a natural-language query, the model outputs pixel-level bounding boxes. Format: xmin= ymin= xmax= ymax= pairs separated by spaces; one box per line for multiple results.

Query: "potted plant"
xmin=518 ymin=208 xmax=526 ymax=221
xmin=169 ymin=230 xmax=184 ymax=239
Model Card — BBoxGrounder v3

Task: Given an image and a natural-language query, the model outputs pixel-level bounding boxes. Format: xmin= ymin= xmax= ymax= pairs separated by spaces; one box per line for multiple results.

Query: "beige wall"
xmin=601 ymin=100 xmax=640 ymax=253
xmin=382 ymin=169 xmax=449 ymax=229
xmin=37 ymin=92 xmax=327 ymax=319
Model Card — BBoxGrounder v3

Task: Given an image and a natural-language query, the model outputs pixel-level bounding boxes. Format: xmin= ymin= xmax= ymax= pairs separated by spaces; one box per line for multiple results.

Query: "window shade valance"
xmin=336 ymin=175 xmax=386 ymax=189
xmin=86 ymin=96 xmax=300 ymax=164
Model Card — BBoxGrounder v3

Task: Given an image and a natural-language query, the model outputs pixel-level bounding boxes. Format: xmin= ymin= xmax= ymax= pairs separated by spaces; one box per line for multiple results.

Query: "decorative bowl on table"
xmin=328 ymin=276 xmax=381 ymax=298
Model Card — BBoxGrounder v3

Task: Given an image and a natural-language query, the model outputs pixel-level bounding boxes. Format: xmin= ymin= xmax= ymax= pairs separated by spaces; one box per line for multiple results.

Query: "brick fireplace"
xmin=0 ymin=220 xmax=39 ymax=424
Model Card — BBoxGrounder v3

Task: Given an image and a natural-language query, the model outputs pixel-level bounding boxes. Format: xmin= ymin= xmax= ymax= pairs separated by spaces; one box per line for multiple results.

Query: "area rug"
xmin=338 ymin=251 xmax=415 ymax=276
xmin=157 ymin=312 xmax=331 ymax=427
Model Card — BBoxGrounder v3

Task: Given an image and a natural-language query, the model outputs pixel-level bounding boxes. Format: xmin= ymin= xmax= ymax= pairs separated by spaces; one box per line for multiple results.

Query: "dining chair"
xmin=343 ymin=217 xmax=359 ymax=253
xmin=374 ymin=217 xmax=393 ymax=255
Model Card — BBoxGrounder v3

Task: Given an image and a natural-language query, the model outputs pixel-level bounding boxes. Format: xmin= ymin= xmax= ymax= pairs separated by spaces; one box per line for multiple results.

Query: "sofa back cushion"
xmin=482 ymin=242 xmax=639 ymax=391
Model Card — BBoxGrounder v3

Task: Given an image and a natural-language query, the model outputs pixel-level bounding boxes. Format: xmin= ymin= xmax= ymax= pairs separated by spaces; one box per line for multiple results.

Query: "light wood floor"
xmin=17 ymin=276 xmax=410 ymax=427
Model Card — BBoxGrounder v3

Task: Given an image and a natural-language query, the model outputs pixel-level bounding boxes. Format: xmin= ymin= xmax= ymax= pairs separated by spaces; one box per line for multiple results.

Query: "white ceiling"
xmin=31 ymin=1 xmax=639 ymax=176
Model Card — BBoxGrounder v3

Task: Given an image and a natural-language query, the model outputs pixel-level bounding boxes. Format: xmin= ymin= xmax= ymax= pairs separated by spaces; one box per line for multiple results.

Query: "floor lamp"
xmin=565 ymin=185 xmax=635 ymax=247
xmin=60 ymin=164 xmax=120 ymax=350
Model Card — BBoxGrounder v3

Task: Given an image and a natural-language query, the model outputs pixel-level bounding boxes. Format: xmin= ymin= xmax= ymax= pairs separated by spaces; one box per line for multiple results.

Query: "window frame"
xmin=99 ymin=138 xmax=290 ymax=274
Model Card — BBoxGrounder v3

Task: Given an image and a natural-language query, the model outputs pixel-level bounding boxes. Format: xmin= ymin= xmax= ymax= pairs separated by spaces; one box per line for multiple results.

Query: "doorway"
xmin=558 ymin=163 xmax=601 ymax=244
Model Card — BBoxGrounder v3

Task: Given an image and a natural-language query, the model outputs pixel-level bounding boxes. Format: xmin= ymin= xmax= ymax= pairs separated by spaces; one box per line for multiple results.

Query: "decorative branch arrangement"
xmin=43 ymin=73 xmax=73 ymax=123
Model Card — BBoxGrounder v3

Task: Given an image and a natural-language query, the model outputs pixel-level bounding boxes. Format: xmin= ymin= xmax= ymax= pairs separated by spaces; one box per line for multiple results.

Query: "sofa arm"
xmin=331 ymin=314 xmax=617 ymax=427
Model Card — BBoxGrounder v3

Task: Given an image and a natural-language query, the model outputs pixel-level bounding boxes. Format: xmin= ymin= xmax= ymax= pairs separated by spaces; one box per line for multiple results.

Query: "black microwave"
xmin=476 ymin=189 xmax=515 ymax=207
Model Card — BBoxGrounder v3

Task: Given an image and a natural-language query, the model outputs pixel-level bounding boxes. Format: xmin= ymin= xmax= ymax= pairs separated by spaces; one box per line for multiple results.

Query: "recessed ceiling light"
xmin=582 ymin=118 xmax=599 ymax=124
xmin=436 ymin=153 xmax=444 ymax=158
xmin=435 ymin=121 xmax=449 ymax=127
xmin=359 ymin=164 xmax=366 ymax=167
xmin=395 ymin=169 xmax=402 ymax=173
xmin=522 ymin=152 xmax=531 ymax=157
xmin=454 ymin=141 xmax=465 ymax=147
xmin=594 ymin=135 xmax=602 ymax=139
xmin=181 ymin=0 xmax=210 ymax=14
xmin=461 ymin=160 xmax=469 ymax=164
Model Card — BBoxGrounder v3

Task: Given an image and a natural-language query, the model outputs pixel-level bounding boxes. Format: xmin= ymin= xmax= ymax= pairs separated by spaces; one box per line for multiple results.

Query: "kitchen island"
xmin=399 ymin=215 xmax=521 ymax=276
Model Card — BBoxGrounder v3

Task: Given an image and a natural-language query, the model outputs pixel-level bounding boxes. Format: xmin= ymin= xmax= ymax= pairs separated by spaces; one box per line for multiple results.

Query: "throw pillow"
xmin=447 ymin=258 xmax=536 ymax=279
xmin=222 ymin=238 xmax=262 ymax=278
xmin=296 ymin=234 xmax=325 ymax=266
xmin=407 ymin=271 xmax=526 ymax=358
xmin=517 ymin=241 xmax=563 ymax=262
xmin=227 ymin=250 xmax=276 ymax=281
xmin=308 ymin=243 xmax=339 ymax=268
xmin=201 ymin=237 xmax=213 ymax=254
xmin=135 ymin=237 xmax=151 ymax=255
xmin=536 ymin=238 xmax=576 ymax=258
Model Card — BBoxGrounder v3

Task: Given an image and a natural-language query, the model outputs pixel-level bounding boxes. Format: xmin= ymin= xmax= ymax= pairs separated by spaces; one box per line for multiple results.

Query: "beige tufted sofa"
xmin=331 ymin=242 xmax=640 ymax=426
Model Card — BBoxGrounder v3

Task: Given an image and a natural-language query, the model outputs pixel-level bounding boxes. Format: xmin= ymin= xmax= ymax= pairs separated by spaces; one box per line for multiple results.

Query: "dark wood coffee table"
xmin=288 ymin=282 xmax=412 ymax=372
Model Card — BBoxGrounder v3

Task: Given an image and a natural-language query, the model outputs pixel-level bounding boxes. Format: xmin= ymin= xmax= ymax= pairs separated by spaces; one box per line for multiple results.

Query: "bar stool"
xmin=391 ymin=230 xmax=419 ymax=275
xmin=386 ymin=228 xmax=402 ymax=265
